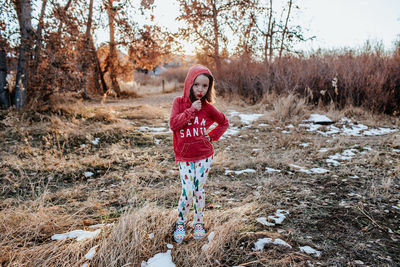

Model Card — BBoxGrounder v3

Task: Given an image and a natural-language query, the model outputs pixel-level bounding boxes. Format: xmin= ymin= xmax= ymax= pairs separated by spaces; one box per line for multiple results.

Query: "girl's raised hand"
xmin=192 ymin=100 xmax=202 ymax=111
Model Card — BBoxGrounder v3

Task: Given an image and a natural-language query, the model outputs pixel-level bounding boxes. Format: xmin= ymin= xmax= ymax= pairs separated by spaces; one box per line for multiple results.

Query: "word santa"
xmin=180 ymin=116 xmax=207 ymax=138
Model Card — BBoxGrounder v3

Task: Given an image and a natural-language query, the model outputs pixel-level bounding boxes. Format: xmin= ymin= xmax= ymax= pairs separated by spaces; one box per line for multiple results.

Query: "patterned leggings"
xmin=177 ymin=155 xmax=213 ymax=225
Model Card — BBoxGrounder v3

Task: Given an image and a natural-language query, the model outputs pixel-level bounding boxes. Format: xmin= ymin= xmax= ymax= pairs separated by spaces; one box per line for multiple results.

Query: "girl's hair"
xmin=189 ymin=73 xmax=216 ymax=104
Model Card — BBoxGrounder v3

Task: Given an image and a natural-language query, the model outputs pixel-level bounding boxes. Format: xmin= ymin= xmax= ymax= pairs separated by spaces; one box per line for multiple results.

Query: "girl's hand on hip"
xmin=192 ymin=100 xmax=202 ymax=111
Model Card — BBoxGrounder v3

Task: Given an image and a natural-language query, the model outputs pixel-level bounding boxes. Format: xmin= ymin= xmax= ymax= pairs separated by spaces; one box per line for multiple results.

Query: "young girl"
xmin=169 ymin=64 xmax=229 ymax=243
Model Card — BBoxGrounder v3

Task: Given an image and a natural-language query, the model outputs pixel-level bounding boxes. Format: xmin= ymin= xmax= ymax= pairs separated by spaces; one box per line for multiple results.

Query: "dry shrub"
xmin=122 ymin=104 xmax=169 ymax=120
xmin=0 ymin=197 xmax=87 ymax=266
xmin=218 ymin=44 xmax=400 ymax=114
xmin=118 ymin=79 xmax=140 ymax=97
xmin=92 ymin=204 xmax=176 ymax=266
xmin=160 ymin=65 xmax=188 ymax=84
xmin=84 ymin=108 xmax=118 ymax=123
xmin=92 ymin=203 xmax=263 ymax=266
xmin=5 ymin=240 xmax=97 ymax=267
xmin=35 ymin=93 xmax=86 ymax=117
xmin=134 ymin=72 xmax=163 ymax=86
xmin=272 ymin=93 xmax=307 ymax=122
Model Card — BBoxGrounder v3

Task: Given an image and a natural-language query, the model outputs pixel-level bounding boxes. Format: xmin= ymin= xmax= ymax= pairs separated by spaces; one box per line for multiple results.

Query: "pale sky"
xmin=151 ymin=0 xmax=400 ymax=53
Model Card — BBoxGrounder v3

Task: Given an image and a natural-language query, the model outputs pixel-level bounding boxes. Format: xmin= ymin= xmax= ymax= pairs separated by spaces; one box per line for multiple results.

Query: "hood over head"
xmin=183 ymin=64 xmax=213 ymax=102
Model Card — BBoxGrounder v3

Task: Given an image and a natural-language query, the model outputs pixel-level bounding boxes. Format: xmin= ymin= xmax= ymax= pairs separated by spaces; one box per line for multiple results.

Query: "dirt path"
xmin=92 ymin=91 xmax=181 ymax=108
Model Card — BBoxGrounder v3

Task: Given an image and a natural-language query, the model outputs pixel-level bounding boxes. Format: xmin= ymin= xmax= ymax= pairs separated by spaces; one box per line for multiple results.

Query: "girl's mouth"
xmin=198 ymin=93 xmax=203 ymax=98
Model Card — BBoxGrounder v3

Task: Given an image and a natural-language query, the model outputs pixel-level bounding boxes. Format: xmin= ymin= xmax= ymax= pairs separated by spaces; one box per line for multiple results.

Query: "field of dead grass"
xmin=0 ymin=91 xmax=399 ymax=266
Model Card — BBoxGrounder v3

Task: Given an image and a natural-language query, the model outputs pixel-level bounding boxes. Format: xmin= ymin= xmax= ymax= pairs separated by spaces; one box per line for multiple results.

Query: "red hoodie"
xmin=169 ymin=65 xmax=229 ymax=162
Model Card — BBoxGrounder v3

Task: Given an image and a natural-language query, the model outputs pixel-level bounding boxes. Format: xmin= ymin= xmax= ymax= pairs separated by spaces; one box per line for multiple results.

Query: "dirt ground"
xmin=0 ymin=91 xmax=399 ymax=266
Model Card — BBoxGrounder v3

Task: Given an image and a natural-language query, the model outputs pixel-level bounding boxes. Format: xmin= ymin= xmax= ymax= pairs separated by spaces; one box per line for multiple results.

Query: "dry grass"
xmin=0 ymin=91 xmax=399 ymax=266
xmin=270 ymin=93 xmax=308 ymax=123
xmin=118 ymin=72 xmax=181 ymax=97
xmin=217 ymin=48 xmax=400 ymax=114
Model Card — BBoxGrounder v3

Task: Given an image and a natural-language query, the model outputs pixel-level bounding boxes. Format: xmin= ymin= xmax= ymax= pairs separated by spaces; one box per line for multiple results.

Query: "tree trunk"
xmin=90 ymin=35 xmax=108 ymax=94
xmin=278 ymin=0 xmax=292 ymax=58
xmin=13 ymin=0 xmax=34 ymax=108
xmin=211 ymin=1 xmax=221 ymax=72
xmin=265 ymin=0 xmax=273 ymax=63
xmin=81 ymin=0 xmax=95 ymax=98
xmin=33 ymin=0 xmax=47 ymax=72
xmin=0 ymin=38 xmax=10 ymax=109
xmin=107 ymin=0 xmax=121 ymax=96
xmin=269 ymin=20 xmax=275 ymax=62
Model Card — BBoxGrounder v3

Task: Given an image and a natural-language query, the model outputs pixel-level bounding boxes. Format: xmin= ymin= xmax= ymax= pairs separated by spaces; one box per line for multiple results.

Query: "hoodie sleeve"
xmin=207 ymin=105 xmax=229 ymax=141
xmin=169 ymin=97 xmax=198 ymax=132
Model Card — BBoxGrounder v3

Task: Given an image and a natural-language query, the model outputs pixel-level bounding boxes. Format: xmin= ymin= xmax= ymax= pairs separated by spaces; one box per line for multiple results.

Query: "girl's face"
xmin=192 ymin=74 xmax=209 ymax=100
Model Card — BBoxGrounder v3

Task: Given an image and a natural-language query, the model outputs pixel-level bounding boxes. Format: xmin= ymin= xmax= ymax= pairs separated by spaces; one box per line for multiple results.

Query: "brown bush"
xmin=216 ymin=46 xmax=400 ymax=114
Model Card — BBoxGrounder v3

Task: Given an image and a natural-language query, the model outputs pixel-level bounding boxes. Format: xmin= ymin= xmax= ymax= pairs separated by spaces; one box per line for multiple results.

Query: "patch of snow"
xmin=225 ymin=169 xmax=256 ymax=175
xmin=154 ymin=139 xmax=161 ymax=145
xmin=256 ymin=217 xmax=275 ymax=227
xmin=201 ymin=231 xmax=215 ymax=251
xmin=85 ymin=245 xmax=99 ymax=260
xmin=299 ymin=245 xmax=321 ymax=257
xmin=300 ymin=116 xmax=398 ymax=137
xmin=253 ymin=237 xmax=272 ymax=250
xmin=80 ymin=144 xmax=86 ymax=148
xmin=148 ymin=233 xmax=155 ymax=239
xmin=392 ymin=204 xmax=400 ymax=210
xmin=138 ymin=126 xmax=169 ymax=134
xmin=299 ymin=123 xmax=321 ymax=132
xmin=259 ymin=123 xmax=269 ymax=127
xmin=273 ymin=238 xmax=292 ymax=248
xmin=268 ymin=209 xmax=289 ymax=224
xmin=342 ymin=123 xmax=368 ymax=136
xmin=51 ymin=229 xmax=101 ymax=242
xmin=141 ymin=250 xmax=175 ymax=267
xmin=393 ymin=148 xmax=400 ymax=153
xmin=325 ymin=158 xmax=340 ymax=166
xmin=326 ymin=148 xmax=358 ymax=166
xmin=342 ymin=148 xmax=357 ymax=157
xmin=286 ymin=124 xmax=295 ymax=128
xmin=84 ymin=171 xmax=94 ymax=177
xmin=265 ymin=167 xmax=281 ymax=173
xmin=310 ymin=168 xmax=329 ymax=174
xmin=81 ymin=263 xmax=89 ymax=267
xmin=289 ymin=164 xmax=311 ymax=174
xmin=91 ymin=138 xmax=100 ymax=145
xmin=253 ymin=237 xmax=292 ymax=251
xmin=238 ymin=114 xmax=263 ymax=125
xmin=364 ymin=127 xmax=398 ymax=136
xmin=300 ymin=142 xmax=312 ymax=147
xmin=221 ymin=127 xmax=240 ymax=138
xmin=317 ymin=126 xmax=341 ymax=136
xmin=281 ymin=130 xmax=290 ymax=134
xmin=307 ymin=114 xmax=332 ymax=123
xmin=167 ymin=244 xmax=174 ymax=249
xmin=318 ymin=148 xmax=329 ymax=153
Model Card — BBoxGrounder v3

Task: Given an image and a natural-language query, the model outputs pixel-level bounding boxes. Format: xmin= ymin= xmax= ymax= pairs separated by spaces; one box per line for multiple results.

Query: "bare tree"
xmin=12 ymin=0 xmax=35 ymax=108
xmin=253 ymin=0 xmax=313 ymax=61
xmin=0 ymin=36 xmax=10 ymax=108
xmin=177 ymin=0 xmax=227 ymax=71
xmin=33 ymin=0 xmax=48 ymax=72
xmin=105 ymin=0 xmax=121 ymax=96
xmin=278 ymin=0 xmax=292 ymax=58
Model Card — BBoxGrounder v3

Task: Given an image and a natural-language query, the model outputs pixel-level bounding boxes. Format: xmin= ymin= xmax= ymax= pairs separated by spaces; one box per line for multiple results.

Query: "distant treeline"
xmin=215 ymin=47 xmax=400 ymax=115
